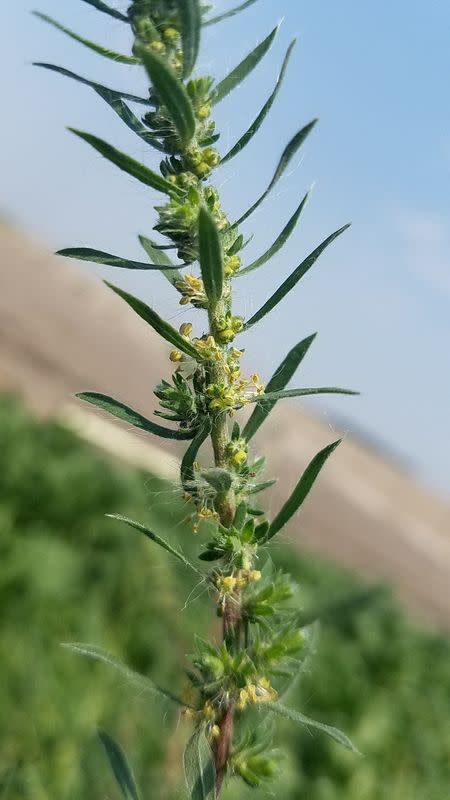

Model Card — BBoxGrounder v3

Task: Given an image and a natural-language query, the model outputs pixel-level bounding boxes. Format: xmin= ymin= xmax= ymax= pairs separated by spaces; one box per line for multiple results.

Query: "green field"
xmin=1 ymin=397 xmax=449 ymax=799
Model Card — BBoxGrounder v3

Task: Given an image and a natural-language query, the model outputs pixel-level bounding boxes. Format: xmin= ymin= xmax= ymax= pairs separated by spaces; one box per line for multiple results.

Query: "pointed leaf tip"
xmin=268 ymin=439 xmax=342 ymax=539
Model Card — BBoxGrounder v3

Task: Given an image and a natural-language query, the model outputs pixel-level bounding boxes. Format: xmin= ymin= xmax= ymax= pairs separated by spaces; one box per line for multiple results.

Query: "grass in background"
xmin=0 ymin=396 xmax=449 ymax=800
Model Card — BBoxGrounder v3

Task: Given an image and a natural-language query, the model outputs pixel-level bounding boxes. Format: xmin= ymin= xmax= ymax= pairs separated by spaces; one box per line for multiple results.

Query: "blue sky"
xmin=2 ymin=1 xmax=450 ymax=496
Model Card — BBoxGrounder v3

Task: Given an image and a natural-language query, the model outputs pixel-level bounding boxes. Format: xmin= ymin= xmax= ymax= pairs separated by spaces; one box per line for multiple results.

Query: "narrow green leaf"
xmin=107 ymin=514 xmax=203 ymax=577
xmin=98 ymin=730 xmax=139 ymax=800
xmin=93 ymin=86 xmax=166 ymax=150
xmin=296 ymin=586 xmax=384 ymax=629
xmin=198 ymin=207 xmax=224 ymax=304
xmin=175 ymin=0 xmax=201 ymax=77
xmin=221 ymin=40 xmax=295 ymax=164
xmin=139 ymin=48 xmax=196 ymax=146
xmin=183 ymin=728 xmax=216 ymax=800
xmin=62 ymin=642 xmax=186 ymax=705
xmin=69 ymin=129 xmax=181 ymax=196
xmin=245 ymin=224 xmax=350 ymax=329
xmin=204 ymin=0 xmax=260 ymax=27
xmin=33 ymin=12 xmax=139 ymax=64
xmin=57 ymin=247 xmax=180 ymax=270
xmin=104 ymin=282 xmax=200 ymax=358
xmin=252 ymin=387 xmax=358 ymax=404
xmin=80 ymin=0 xmax=128 ymax=21
xmin=33 ymin=63 xmax=151 ymax=105
xmin=212 ymin=24 xmax=279 ymax=105
xmin=243 ymin=334 xmax=316 ymax=441
xmin=139 ymin=235 xmax=182 ymax=285
xmin=265 ymin=702 xmax=359 ymax=753
xmin=268 ymin=440 xmax=341 ymax=539
xmin=233 ymin=120 xmax=317 ymax=228
xmin=181 ymin=418 xmax=212 ymax=487
xmin=76 ymin=392 xmax=196 ymax=440
xmin=247 ymin=479 xmax=277 ymax=495
xmin=238 ymin=191 xmax=309 ymax=276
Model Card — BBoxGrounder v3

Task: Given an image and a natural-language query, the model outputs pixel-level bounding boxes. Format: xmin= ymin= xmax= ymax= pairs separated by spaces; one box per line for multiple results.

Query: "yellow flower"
xmin=179 ymin=322 xmax=193 ymax=337
xmin=249 ymin=570 xmax=262 ymax=582
xmin=211 ymin=725 xmax=220 ymax=739
xmin=169 ymin=350 xmax=183 ymax=362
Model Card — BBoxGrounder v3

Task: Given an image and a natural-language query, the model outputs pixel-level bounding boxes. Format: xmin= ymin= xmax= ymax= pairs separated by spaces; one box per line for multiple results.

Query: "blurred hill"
xmin=1 ymin=221 xmax=449 ymax=626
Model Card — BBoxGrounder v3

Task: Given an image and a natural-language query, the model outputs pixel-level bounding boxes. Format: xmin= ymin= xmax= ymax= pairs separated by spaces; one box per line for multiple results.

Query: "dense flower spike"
xmin=37 ymin=1 xmax=359 ymax=797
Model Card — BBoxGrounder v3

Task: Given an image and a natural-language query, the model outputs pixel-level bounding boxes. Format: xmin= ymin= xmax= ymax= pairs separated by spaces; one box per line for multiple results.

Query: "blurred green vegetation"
xmin=0 ymin=396 xmax=449 ymax=800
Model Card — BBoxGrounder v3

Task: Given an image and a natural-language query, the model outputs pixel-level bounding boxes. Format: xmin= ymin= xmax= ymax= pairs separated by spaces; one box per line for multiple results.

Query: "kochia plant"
xmin=35 ymin=1 xmax=360 ymax=796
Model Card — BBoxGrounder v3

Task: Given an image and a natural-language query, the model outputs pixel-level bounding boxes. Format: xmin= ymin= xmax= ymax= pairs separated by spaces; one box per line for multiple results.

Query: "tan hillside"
xmin=1 ymin=221 xmax=449 ymax=627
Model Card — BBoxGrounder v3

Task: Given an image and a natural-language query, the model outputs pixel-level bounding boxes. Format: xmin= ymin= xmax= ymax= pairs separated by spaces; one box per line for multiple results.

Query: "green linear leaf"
xmin=139 ymin=47 xmax=196 ymax=147
xmin=104 ymin=282 xmax=200 ymax=359
xmin=265 ymin=702 xmax=360 ymax=753
xmin=198 ymin=207 xmax=224 ymax=304
xmin=221 ymin=39 xmax=295 ymax=164
xmin=183 ymin=728 xmax=216 ymax=800
xmin=80 ymin=0 xmax=128 ymax=21
xmin=176 ymin=0 xmax=201 ymax=77
xmin=203 ymin=0 xmax=260 ymax=26
xmin=69 ymin=129 xmax=181 ymax=196
xmin=57 ymin=247 xmax=181 ymax=270
xmin=239 ymin=191 xmax=309 ymax=276
xmin=139 ymin=235 xmax=182 ymax=285
xmin=245 ymin=223 xmax=350 ymax=329
xmin=243 ymin=334 xmax=316 ymax=442
xmin=247 ymin=479 xmax=277 ymax=495
xmin=296 ymin=585 xmax=384 ymax=629
xmin=33 ymin=12 xmax=139 ymax=64
xmin=181 ymin=418 xmax=212 ymax=487
xmin=33 ymin=63 xmax=151 ymax=105
xmin=107 ymin=514 xmax=203 ymax=577
xmin=94 ymin=86 xmax=166 ymax=150
xmin=268 ymin=440 xmax=341 ymax=539
xmin=233 ymin=120 xmax=317 ymax=228
xmin=98 ymin=730 xmax=140 ymax=800
xmin=212 ymin=24 xmax=279 ymax=105
xmin=252 ymin=387 xmax=358 ymax=405
xmin=62 ymin=642 xmax=186 ymax=704
xmin=76 ymin=392 xmax=197 ymax=440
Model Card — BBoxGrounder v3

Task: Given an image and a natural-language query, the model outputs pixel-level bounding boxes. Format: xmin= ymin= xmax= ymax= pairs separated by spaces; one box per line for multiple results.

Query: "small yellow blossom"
xmin=169 ymin=349 xmax=183 ymax=362
xmin=179 ymin=322 xmax=193 ymax=337
xmin=211 ymin=725 xmax=220 ymax=739
xmin=249 ymin=570 xmax=262 ymax=582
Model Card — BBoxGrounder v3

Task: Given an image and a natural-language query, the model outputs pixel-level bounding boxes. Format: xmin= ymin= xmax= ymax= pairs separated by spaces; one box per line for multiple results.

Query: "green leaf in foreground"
xmin=104 ymin=282 xmax=200 ymax=359
xmin=80 ymin=0 xmax=128 ymax=21
xmin=69 ymin=129 xmax=180 ymax=196
xmin=238 ymin=190 xmax=309 ymax=275
xmin=107 ymin=514 xmax=203 ymax=577
xmin=57 ymin=247 xmax=180 ymax=270
xmin=245 ymin=223 xmax=350 ymax=328
xmin=181 ymin=418 xmax=212 ymax=488
xmin=62 ymin=643 xmax=186 ymax=705
xmin=176 ymin=0 xmax=201 ymax=77
xmin=212 ymin=24 xmax=279 ymax=105
xmin=221 ymin=39 xmax=296 ymax=164
xmin=76 ymin=392 xmax=196 ymax=440
xmin=204 ymin=0 xmax=260 ymax=27
xmin=268 ymin=440 xmax=341 ymax=540
xmin=139 ymin=48 xmax=196 ymax=147
xmin=183 ymin=728 xmax=216 ymax=800
xmin=98 ymin=730 xmax=140 ymax=800
xmin=265 ymin=702 xmax=359 ymax=753
xmin=233 ymin=119 xmax=317 ymax=228
xmin=250 ymin=387 xmax=358 ymax=404
xmin=243 ymin=333 xmax=317 ymax=442
xmin=139 ymin=236 xmax=182 ymax=285
xmin=32 ymin=12 xmax=138 ymax=64
xmin=198 ymin=207 xmax=224 ymax=304
xmin=33 ymin=63 xmax=151 ymax=105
